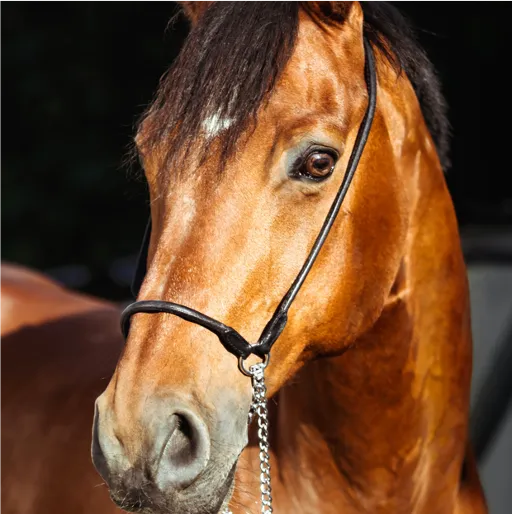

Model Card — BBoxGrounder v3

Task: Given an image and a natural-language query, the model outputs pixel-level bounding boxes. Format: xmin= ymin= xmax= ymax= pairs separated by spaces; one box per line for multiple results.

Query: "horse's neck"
xmin=266 ymin=152 xmax=472 ymax=513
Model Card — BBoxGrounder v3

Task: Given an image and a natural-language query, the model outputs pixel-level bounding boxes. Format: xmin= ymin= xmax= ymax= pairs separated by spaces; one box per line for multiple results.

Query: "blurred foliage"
xmin=2 ymin=2 xmax=512 ymax=300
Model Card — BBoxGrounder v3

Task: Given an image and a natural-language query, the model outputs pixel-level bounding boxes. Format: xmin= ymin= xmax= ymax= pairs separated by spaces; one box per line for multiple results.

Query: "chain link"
xmin=222 ymin=361 xmax=272 ymax=514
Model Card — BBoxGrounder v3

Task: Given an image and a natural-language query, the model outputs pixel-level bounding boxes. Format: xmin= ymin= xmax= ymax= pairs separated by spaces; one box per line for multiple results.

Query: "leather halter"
xmin=121 ymin=38 xmax=377 ymax=362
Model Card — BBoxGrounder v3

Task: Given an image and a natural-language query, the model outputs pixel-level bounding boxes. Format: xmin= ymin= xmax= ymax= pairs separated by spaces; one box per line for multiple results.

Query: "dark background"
xmin=3 ymin=2 xmax=512 ymax=300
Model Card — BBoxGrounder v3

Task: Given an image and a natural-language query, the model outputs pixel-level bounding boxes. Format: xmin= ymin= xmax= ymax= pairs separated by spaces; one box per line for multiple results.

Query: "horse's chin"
xmin=217 ymin=471 xmax=236 ymax=513
xmin=108 ymin=458 xmax=238 ymax=514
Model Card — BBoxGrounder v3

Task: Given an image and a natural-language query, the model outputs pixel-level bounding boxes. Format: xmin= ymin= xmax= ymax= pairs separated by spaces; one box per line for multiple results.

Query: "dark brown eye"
xmin=290 ymin=147 xmax=339 ymax=182
xmin=304 ymin=152 xmax=336 ymax=178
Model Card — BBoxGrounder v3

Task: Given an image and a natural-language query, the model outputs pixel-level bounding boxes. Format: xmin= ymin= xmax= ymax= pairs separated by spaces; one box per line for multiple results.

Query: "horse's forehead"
xmin=137 ymin=13 xmax=364 ymax=180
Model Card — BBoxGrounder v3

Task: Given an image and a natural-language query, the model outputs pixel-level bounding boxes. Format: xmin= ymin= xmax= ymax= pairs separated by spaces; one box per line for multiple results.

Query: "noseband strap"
xmin=121 ymin=300 xmax=259 ymax=359
xmin=121 ymin=39 xmax=377 ymax=362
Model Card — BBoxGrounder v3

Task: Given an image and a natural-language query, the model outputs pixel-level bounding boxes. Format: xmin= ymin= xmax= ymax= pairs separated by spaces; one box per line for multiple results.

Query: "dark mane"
xmin=138 ymin=2 xmax=449 ymax=172
xmin=360 ymin=2 xmax=450 ymax=168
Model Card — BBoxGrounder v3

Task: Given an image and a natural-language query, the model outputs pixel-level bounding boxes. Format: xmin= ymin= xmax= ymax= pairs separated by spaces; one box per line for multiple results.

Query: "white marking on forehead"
xmin=202 ymin=112 xmax=234 ymax=138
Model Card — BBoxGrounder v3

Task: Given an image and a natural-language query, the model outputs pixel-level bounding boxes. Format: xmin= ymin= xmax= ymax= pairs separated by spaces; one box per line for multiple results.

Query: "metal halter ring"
xmin=237 ymin=353 xmax=270 ymax=377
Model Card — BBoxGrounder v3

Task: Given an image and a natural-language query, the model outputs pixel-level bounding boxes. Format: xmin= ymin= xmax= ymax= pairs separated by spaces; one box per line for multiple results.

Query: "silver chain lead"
xmin=251 ymin=362 xmax=273 ymax=514
xmin=222 ymin=360 xmax=272 ymax=514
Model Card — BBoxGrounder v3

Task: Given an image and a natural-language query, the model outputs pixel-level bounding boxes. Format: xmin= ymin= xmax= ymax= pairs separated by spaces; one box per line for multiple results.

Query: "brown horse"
xmin=1 ymin=263 xmax=121 ymax=514
xmin=92 ymin=2 xmax=487 ymax=513
xmin=93 ymin=0 xmax=486 ymax=514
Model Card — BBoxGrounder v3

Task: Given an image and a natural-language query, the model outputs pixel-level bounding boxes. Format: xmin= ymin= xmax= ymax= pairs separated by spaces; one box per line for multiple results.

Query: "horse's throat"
xmin=234 ymin=314 xmax=472 ymax=512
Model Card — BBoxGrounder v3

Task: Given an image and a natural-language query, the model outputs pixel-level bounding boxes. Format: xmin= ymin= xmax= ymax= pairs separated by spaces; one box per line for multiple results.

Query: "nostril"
xmin=156 ymin=410 xmax=210 ymax=490
xmin=166 ymin=414 xmax=194 ymax=467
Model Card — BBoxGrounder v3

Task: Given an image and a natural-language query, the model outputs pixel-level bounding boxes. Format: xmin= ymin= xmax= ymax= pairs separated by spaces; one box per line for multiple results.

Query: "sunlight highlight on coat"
xmin=2 ymin=296 xmax=15 ymax=323
xmin=181 ymin=194 xmax=196 ymax=228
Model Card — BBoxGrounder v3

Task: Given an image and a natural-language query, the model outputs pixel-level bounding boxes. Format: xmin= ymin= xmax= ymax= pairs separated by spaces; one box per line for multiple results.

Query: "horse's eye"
xmin=292 ymin=149 xmax=338 ymax=182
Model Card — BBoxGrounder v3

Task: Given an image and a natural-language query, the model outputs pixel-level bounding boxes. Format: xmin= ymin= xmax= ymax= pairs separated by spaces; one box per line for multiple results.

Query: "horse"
xmin=90 ymin=2 xmax=487 ymax=513
xmin=1 ymin=263 xmax=122 ymax=514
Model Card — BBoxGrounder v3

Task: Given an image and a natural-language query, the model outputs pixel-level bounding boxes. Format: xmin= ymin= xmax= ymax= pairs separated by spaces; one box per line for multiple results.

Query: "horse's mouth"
xmin=218 ymin=471 xmax=236 ymax=513
xmin=109 ymin=485 xmax=164 ymax=514
xmin=108 ymin=459 xmax=238 ymax=514
xmin=110 ymin=493 xmax=152 ymax=513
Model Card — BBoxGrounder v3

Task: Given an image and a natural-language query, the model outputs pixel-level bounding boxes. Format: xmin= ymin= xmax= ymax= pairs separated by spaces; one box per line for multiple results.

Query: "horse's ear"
xmin=304 ymin=0 xmax=354 ymax=22
xmin=179 ymin=1 xmax=214 ymax=24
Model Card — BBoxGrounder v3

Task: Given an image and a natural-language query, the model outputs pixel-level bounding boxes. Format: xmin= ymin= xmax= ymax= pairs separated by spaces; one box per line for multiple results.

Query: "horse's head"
xmin=93 ymin=2 xmax=443 ymax=512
